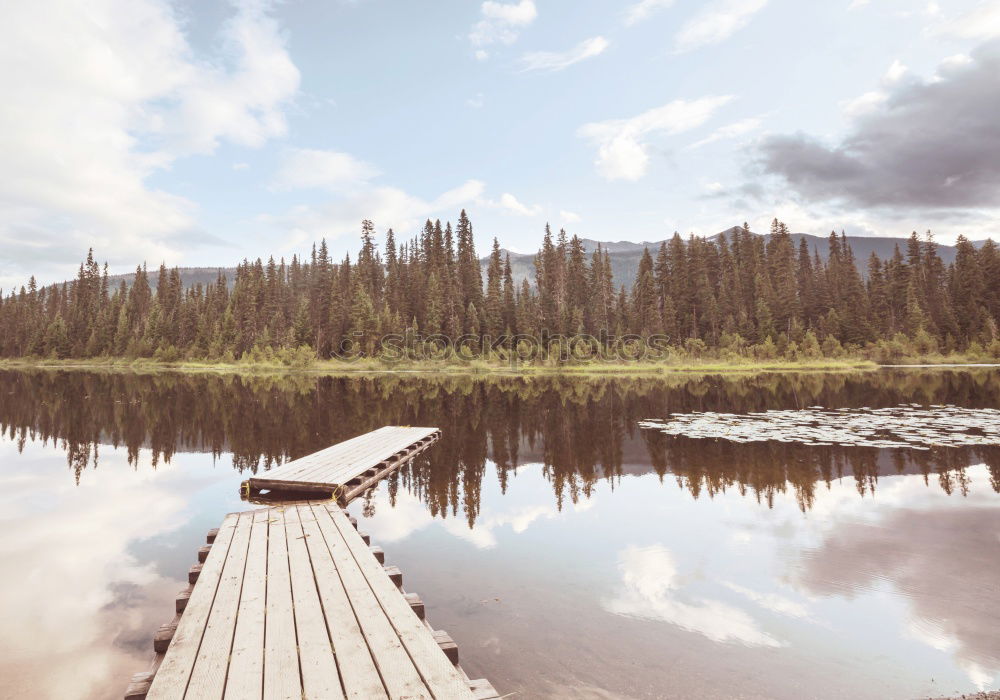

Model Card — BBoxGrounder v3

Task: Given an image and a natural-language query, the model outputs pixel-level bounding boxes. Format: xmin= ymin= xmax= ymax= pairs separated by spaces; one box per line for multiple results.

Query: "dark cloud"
xmin=759 ymin=40 xmax=1000 ymax=210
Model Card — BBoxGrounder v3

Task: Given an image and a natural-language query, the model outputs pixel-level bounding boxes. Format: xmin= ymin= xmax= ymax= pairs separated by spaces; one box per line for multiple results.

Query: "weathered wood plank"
xmin=147 ymin=513 xmax=240 ymax=699
xmin=255 ymin=430 xmax=400 ymax=484
xmin=223 ymin=508 xmax=269 ymax=700
xmin=272 ymin=427 xmax=427 ymax=483
xmin=247 ymin=427 xmax=439 ymax=495
xmin=263 ymin=507 xmax=301 ymax=700
xmin=306 ymin=502 xmax=431 ymax=699
xmin=125 ymin=671 xmax=155 ymax=700
xmin=131 ymin=497 xmax=496 ymax=700
xmin=468 ymin=679 xmax=502 ymax=699
xmin=284 ymin=505 xmax=344 ymax=700
xmin=185 ymin=512 xmax=254 ymax=699
xmin=320 ymin=503 xmax=475 ymax=699
xmin=298 ymin=506 xmax=387 ymax=699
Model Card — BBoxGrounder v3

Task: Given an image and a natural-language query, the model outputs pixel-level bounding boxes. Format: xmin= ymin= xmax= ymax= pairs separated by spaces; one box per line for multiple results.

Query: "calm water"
xmin=0 ymin=369 xmax=998 ymax=700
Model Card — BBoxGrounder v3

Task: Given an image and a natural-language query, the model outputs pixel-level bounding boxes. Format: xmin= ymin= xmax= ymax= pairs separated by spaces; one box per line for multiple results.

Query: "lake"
xmin=0 ymin=368 xmax=998 ymax=699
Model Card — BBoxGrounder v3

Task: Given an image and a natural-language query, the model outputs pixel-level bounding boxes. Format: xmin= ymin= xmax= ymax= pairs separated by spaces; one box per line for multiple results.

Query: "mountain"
xmin=101 ymin=229 xmax=990 ymax=293
xmin=489 ymin=228 xmax=990 ymax=291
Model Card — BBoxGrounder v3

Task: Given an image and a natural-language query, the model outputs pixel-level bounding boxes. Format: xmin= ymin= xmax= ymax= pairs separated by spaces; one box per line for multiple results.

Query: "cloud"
xmin=796 ymin=505 xmax=1000 ymax=687
xmin=261 ymin=179 xmax=486 ymax=252
xmin=469 ymin=0 xmax=537 ymax=51
xmin=884 ymin=58 xmax=908 ymax=83
xmin=838 ymin=60 xmax=909 ymax=118
xmin=272 ymin=148 xmax=380 ymax=192
xmin=352 ymin=481 xmax=559 ymax=550
xmin=623 ymin=0 xmax=676 ymax=26
xmin=675 ymin=0 xmax=768 ymax=53
xmin=499 ymin=193 xmax=542 ymax=216
xmin=936 ymin=2 xmax=1000 ymax=40
xmin=578 ymin=96 xmax=733 ymax=180
xmin=0 ymin=440 xmax=220 ymax=699
xmin=759 ymin=40 xmax=1000 ymax=210
xmin=466 ymin=92 xmax=485 ymax=108
xmin=603 ymin=545 xmax=783 ymax=647
xmin=839 ymin=90 xmax=888 ymax=118
xmin=689 ymin=116 xmax=762 ymax=148
xmin=722 ymin=582 xmax=812 ymax=619
xmin=0 ymin=0 xmax=299 ymax=285
xmin=518 ymin=36 xmax=609 ymax=72
xmin=559 ymin=210 xmax=582 ymax=224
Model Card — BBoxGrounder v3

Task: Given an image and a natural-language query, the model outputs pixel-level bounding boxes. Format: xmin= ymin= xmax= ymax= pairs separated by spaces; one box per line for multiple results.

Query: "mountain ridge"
xmin=99 ymin=228 xmax=992 ymax=292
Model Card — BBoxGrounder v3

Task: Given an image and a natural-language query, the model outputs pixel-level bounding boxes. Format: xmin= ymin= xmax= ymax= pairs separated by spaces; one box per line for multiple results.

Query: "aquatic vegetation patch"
xmin=638 ymin=404 xmax=1000 ymax=450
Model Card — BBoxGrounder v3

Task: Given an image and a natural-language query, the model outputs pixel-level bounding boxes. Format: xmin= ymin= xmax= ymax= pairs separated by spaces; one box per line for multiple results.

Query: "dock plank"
xmin=284 ymin=506 xmax=345 ymax=700
xmin=298 ymin=507 xmax=388 ymax=699
xmin=322 ymin=503 xmax=475 ymax=699
xmin=132 ymin=499 xmax=489 ymax=700
xmin=245 ymin=426 xmax=439 ymax=497
xmin=185 ymin=512 xmax=254 ymax=699
xmin=147 ymin=514 xmax=240 ymax=699
xmin=223 ymin=509 xmax=269 ymax=700
xmin=306 ymin=503 xmax=432 ymax=698
xmin=263 ymin=508 xmax=301 ymax=700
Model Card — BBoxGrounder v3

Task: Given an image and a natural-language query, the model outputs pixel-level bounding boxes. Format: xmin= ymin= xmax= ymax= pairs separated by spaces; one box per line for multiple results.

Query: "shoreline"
xmin=1 ymin=356 xmax=997 ymax=377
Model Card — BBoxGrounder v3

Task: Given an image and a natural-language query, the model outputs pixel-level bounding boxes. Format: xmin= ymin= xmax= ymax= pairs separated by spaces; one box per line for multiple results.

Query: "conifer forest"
xmin=2 ymin=213 xmax=999 ymax=365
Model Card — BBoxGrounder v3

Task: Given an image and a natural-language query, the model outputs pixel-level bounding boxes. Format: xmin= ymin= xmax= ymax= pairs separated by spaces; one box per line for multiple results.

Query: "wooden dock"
xmin=242 ymin=426 xmax=440 ymax=502
xmin=125 ymin=502 xmax=499 ymax=699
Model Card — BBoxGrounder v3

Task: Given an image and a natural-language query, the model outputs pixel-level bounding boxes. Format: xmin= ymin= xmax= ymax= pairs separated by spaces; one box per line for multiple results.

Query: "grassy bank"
xmin=4 ymin=350 xmax=1000 ymax=377
xmin=0 ymin=355 xmax=946 ymax=377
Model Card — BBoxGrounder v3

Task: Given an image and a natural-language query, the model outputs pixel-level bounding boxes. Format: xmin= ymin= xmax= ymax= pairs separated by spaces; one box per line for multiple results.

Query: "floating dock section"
xmin=242 ymin=426 xmax=441 ymax=502
xmin=125 ymin=502 xmax=499 ymax=699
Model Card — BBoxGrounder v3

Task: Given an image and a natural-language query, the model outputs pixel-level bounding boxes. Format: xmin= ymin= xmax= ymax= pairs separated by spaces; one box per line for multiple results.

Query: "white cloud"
xmin=624 ymin=0 xmax=676 ymax=26
xmin=519 ymin=36 xmax=609 ymax=72
xmin=469 ymin=0 xmax=537 ymax=51
xmin=0 ymin=441 xmax=222 ymax=699
xmin=723 ymin=582 xmax=813 ymax=619
xmin=848 ymin=0 xmax=870 ymax=9
xmin=578 ymin=96 xmax=733 ymax=180
xmin=689 ymin=116 xmax=762 ymax=148
xmin=675 ymin=0 xmax=768 ymax=53
xmin=233 ymin=162 xmax=250 ymax=171
xmin=884 ymin=59 xmax=908 ymax=83
xmin=603 ymin=545 xmax=783 ymax=647
xmin=466 ymin=92 xmax=485 ymax=108
xmin=936 ymin=2 xmax=1000 ymax=39
xmin=352 ymin=478 xmax=559 ymax=550
xmin=0 ymin=0 xmax=299 ymax=285
xmin=482 ymin=0 xmax=537 ymax=24
xmin=272 ymin=148 xmax=380 ymax=192
xmin=261 ymin=179 xmax=487 ymax=251
xmin=838 ymin=60 xmax=909 ymax=118
xmin=840 ymin=89 xmax=888 ymax=118
xmin=559 ymin=209 xmax=582 ymax=224
xmin=499 ymin=192 xmax=542 ymax=216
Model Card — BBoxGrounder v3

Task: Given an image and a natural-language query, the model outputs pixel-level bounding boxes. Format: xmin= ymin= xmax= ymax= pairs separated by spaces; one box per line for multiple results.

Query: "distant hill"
xmin=101 ymin=229 xmax=990 ymax=293
xmin=490 ymin=227 xmax=989 ymax=291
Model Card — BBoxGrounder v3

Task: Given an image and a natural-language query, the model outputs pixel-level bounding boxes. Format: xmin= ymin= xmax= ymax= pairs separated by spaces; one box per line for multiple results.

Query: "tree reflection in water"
xmin=1 ymin=368 xmax=998 ymax=524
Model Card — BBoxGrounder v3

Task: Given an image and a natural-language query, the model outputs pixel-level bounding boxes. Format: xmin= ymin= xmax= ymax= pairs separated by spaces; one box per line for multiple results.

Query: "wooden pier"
xmin=125 ymin=502 xmax=499 ymax=699
xmin=242 ymin=426 xmax=441 ymax=502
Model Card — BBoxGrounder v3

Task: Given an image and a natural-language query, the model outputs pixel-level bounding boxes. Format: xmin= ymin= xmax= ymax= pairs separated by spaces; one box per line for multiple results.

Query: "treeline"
xmin=3 ymin=370 xmax=998 ymax=517
xmin=1 ymin=213 xmax=999 ymax=363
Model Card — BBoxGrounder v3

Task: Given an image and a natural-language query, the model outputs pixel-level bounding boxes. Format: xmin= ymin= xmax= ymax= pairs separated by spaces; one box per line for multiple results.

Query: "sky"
xmin=2 ymin=0 xmax=1000 ymax=287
